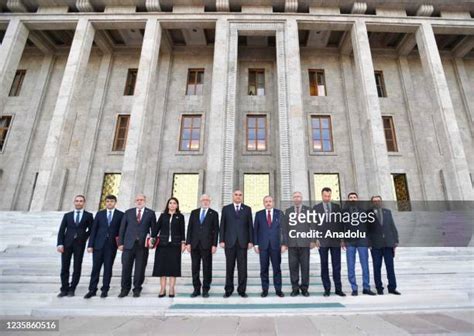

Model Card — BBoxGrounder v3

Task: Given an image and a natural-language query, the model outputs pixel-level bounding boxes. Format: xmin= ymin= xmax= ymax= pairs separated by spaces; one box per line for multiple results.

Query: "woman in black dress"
xmin=152 ymin=197 xmax=186 ymax=298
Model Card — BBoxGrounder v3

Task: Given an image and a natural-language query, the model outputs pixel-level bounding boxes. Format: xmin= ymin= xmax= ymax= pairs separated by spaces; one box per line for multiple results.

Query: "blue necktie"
xmin=107 ymin=211 xmax=112 ymax=226
xmin=200 ymin=209 xmax=206 ymax=224
xmin=75 ymin=211 xmax=80 ymax=225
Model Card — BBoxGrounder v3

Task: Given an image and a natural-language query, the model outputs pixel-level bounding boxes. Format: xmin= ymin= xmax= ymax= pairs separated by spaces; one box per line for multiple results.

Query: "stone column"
xmin=279 ymin=19 xmax=309 ymax=200
xmin=0 ymin=18 xmax=29 ymax=115
xmin=30 ymin=18 xmax=95 ymax=210
xmin=118 ymin=18 xmax=162 ymax=208
xmin=452 ymin=58 xmax=474 ymax=134
xmin=351 ymin=20 xmax=393 ymax=200
xmin=415 ymin=22 xmax=474 ymax=200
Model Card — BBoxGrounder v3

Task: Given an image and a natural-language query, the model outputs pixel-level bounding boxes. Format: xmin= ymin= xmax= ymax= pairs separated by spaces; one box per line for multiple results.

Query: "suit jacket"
xmin=118 ymin=207 xmax=156 ymax=250
xmin=88 ymin=209 xmax=124 ymax=250
xmin=342 ymin=205 xmax=369 ymax=247
xmin=254 ymin=208 xmax=283 ymax=250
xmin=219 ymin=203 xmax=254 ymax=248
xmin=186 ymin=208 xmax=219 ymax=249
xmin=282 ymin=205 xmax=312 ymax=247
xmin=367 ymin=208 xmax=399 ymax=248
xmin=313 ymin=202 xmax=343 ymax=247
xmin=57 ymin=210 xmax=94 ymax=248
xmin=152 ymin=212 xmax=186 ymax=246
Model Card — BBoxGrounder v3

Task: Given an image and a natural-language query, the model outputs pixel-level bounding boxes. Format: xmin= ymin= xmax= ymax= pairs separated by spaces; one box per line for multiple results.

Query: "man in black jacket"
xmin=368 ymin=195 xmax=401 ymax=295
xmin=56 ymin=195 xmax=94 ymax=297
xmin=220 ymin=190 xmax=254 ymax=298
xmin=186 ymin=194 xmax=219 ymax=298
xmin=84 ymin=195 xmax=124 ymax=299
xmin=117 ymin=194 xmax=156 ymax=298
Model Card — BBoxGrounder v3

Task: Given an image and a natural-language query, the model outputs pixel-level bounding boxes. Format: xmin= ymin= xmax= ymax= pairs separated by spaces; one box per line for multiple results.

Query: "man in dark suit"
xmin=220 ymin=189 xmax=254 ymax=298
xmin=368 ymin=195 xmax=401 ymax=295
xmin=186 ymin=194 xmax=219 ymax=298
xmin=84 ymin=195 xmax=124 ymax=299
xmin=281 ymin=191 xmax=314 ymax=297
xmin=117 ymin=193 xmax=156 ymax=298
xmin=313 ymin=187 xmax=346 ymax=297
xmin=56 ymin=195 xmax=94 ymax=297
xmin=254 ymin=195 xmax=284 ymax=298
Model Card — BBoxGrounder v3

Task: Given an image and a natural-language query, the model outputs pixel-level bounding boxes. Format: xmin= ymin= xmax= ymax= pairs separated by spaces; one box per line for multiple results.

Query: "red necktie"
xmin=267 ymin=210 xmax=272 ymax=228
xmin=137 ymin=209 xmax=142 ymax=224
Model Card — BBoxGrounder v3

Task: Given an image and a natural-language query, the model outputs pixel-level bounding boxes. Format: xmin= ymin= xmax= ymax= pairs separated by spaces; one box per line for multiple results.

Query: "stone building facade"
xmin=0 ymin=0 xmax=473 ymax=213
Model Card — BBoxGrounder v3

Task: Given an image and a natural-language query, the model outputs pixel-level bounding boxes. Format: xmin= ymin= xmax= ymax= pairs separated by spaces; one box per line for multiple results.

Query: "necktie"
xmin=377 ymin=210 xmax=383 ymax=226
xmin=267 ymin=210 xmax=272 ymax=228
xmin=137 ymin=209 xmax=142 ymax=224
xmin=235 ymin=205 xmax=240 ymax=215
xmin=200 ymin=209 xmax=206 ymax=224
xmin=325 ymin=203 xmax=330 ymax=214
xmin=107 ymin=211 xmax=112 ymax=226
xmin=75 ymin=211 xmax=80 ymax=225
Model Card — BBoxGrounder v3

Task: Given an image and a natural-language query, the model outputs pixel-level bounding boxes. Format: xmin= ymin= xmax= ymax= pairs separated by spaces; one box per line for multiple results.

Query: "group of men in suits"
xmin=56 ymin=188 xmax=400 ymax=299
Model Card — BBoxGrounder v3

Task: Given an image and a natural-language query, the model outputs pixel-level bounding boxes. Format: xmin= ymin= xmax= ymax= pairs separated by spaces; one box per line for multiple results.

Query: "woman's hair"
xmin=163 ymin=197 xmax=180 ymax=214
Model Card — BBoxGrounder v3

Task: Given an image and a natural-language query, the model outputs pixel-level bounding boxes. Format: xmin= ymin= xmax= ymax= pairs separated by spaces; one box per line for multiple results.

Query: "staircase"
xmin=0 ymin=211 xmax=473 ymax=317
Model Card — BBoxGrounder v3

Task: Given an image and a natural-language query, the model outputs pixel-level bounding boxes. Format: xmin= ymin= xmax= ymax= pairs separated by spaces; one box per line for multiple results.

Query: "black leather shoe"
xmin=83 ymin=291 xmax=96 ymax=299
xmin=377 ymin=289 xmax=384 ymax=295
xmin=169 ymin=293 xmax=175 ymax=298
xmin=301 ymin=289 xmax=310 ymax=297
xmin=323 ymin=290 xmax=330 ymax=297
xmin=202 ymin=291 xmax=209 ymax=298
xmin=158 ymin=291 xmax=166 ymax=298
xmin=190 ymin=290 xmax=201 ymax=298
xmin=388 ymin=289 xmax=401 ymax=295
xmin=276 ymin=291 xmax=284 ymax=298
xmin=335 ymin=290 xmax=346 ymax=297
xmin=100 ymin=291 xmax=108 ymax=298
xmin=118 ymin=290 xmax=129 ymax=298
xmin=261 ymin=290 xmax=268 ymax=298
xmin=57 ymin=291 xmax=67 ymax=298
xmin=239 ymin=292 xmax=248 ymax=298
xmin=290 ymin=289 xmax=299 ymax=297
xmin=363 ymin=289 xmax=376 ymax=296
xmin=351 ymin=290 xmax=358 ymax=296
xmin=223 ymin=292 xmax=232 ymax=298
xmin=67 ymin=290 xmax=75 ymax=297
xmin=133 ymin=291 xmax=141 ymax=298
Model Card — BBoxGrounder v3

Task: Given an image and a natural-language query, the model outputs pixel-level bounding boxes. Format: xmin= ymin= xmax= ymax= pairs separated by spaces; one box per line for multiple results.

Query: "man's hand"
xmin=211 ymin=246 xmax=217 ymax=254
xmin=57 ymin=246 xmax=64 ymax=253
xmin=281 ymin=245 xmax=288 ymax=253
xmin=248 ymin=243 xmax=253 ymax=250
xmin=254 ymin=246 xmax=259 ymax=254
xmin=341 ymin=241 xmax=346 ymax=251
xmin=118 ymin=245 xmax=124 ymax=251
xmin=220 ymin=242 xmax=225 ymax=248
xmin=87 ymin=247 xmax=93 ymax=253
xmin=186 ymin=244 xmax=191 ymax=253
xmin=181 ymin=243 xmax=186 ymax=253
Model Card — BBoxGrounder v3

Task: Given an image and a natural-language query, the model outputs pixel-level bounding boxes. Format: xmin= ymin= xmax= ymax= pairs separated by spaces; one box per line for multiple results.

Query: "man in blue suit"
xmin=56 ymin=195 xmax=94 ymax=297
xmin=254 ymin=195 xmax=284 ymax=298
xmin=84 ymin=195 xmax=124 ymax=299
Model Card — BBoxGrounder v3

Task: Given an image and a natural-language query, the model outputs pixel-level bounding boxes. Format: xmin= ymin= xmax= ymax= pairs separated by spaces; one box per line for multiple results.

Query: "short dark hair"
xmin=371 ymin=195 xmax=382 ymax=201
xmin=75 ymin=195 xmax=86 ymax=201
xmin=347 ymin=192 xmax=358 ymax=198
xmin=164 ymin=197 xmax=181 ymax=214
xmin=105 ymin=195 xmax=117 ymax=202
xmin=321 ymin=187 xmax=332 ymax=194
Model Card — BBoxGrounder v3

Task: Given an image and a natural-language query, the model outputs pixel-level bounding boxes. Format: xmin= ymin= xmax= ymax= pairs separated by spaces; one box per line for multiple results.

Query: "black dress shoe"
xmin=100 ymin=292 xmax=108 ymax=298
xmin=290 ymin=289 xmax=300 ymax=297
xmin=190 ymin=290 xmax=201 ymax=298
xmin=158 ymin=291 xmax=166 ymax=298
xmin=223 ymin=292 xmax=232 ymax=298
xmin=202 ymin=291 xmax=209 ymax=298
xmin=133 ymin=291 xmax=141 ymax=298
xmin=363 ymin=289 xmax=376 ymax=296
xmin=169 ymin=293 xmax=175 ymax=298
xmin=323 ymin=290 xmax=330 ymax=297
xmin=118 ymin=290 xmax=129 ymax=298
xmin=335 ymin=290 xmax=346 ymax=297
xmin=377 ymin=289 xmax=384 ymax=295
xmin=84 ymin=291 xmax=96 ymax=299
xmin=276 ymin=291 xmax=284 ymax=298
xmin=301 ymin=289 xmax=310 ymax=297
xmin=239 ymin=292 xmax=248 ymax=298
xmin=351 ymin=290 xmax=358 ymax=296
xmin=57 ymin=291 xmax=67 ymax=298
xmin=261 ymin=290 xmax=268 ymax=298
xmin=388 ymin=289 xmax=401 ymax=295
xmin=67 ymin=290 xmax=75 ymax=297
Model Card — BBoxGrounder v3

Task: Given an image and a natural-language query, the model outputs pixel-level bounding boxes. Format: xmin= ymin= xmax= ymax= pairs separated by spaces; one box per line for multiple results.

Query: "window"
xmin=392 ymin=173 xmax=411 ymax=211
xmin=248 ymin=69 xmax=265 ymax=96
xmin=309 ymin=69 xmax=326 ymax=96
xmin=311 ymin=116 xmax=333 ymax=152
xmin=99 ymin=173 xmax=121 ymax=210
xmin=172 ymin=173 xmax=199 ymax=213
xmin=179 ymin=115 xmax=201 ymax=151
xmin=124 ymin=69 xmax=138 ymax=96
xmin=0 ymin=116 xmax=12 ymax=152
xmin=313 ymin=173 xmax=341 ymax=202
xmin=382 ymin=116 xmax=398 ymax=152
xmin=112 ymin=115 xmax=130 ymax=152
xmin=9 ymin=70 xmax=26 ymax=97
xmin=374 ymin=71 xmax=387 ymax=97
xmin=246 ymin=115 xmax=267 ymax=151
xmin=244 ymin=173 xmax=270 ymax=212
xmin=186 ymin=69 xmax=204 ymax=95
